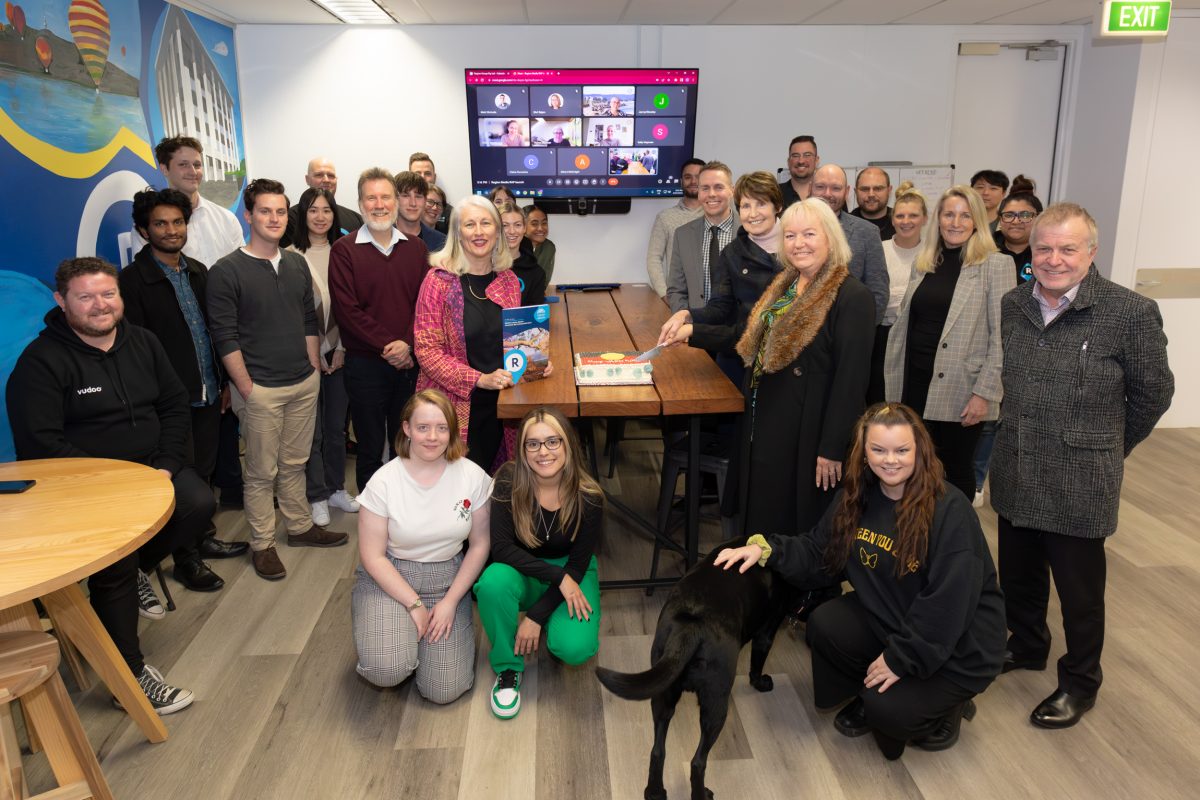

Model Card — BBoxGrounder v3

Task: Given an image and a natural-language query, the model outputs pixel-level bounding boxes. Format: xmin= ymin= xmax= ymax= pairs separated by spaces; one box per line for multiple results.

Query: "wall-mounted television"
xmin=464 ymin=68 xmax=699 ymax=202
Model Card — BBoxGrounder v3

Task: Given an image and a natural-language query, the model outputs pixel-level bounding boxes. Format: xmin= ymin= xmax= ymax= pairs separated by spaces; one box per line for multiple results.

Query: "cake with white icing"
xmin=573 ymin=351 xmax=654 ymax=386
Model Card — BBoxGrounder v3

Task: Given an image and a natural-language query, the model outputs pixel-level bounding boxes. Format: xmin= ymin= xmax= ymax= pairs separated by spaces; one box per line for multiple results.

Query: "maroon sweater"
xmin=329 ymin=229 xmax=430 ymax=358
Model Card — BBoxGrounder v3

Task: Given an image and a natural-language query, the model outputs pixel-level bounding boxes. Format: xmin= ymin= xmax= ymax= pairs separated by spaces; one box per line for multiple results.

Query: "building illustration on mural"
xmin=155 ymin=5 xmax=239 ymax=182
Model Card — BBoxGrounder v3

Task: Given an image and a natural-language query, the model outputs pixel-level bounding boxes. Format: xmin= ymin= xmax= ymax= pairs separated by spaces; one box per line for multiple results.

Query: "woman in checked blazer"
xmin=884 ymin=185 xmax=1016 ymax=500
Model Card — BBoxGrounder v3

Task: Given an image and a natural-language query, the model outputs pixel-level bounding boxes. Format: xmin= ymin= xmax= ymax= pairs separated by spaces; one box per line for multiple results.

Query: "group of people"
xmin=647 ymin=134 xmax=1174 ymax=757
xmin=5 ymin=136 xmax=573 ymax=719
xmin=3 ymin=129 xmax=1176 ymax=761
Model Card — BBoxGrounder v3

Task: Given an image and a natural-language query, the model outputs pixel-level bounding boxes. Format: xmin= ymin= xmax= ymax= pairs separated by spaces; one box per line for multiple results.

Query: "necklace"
xmin=536 ymin=506 xmax=560 ymax=541
xmin=465 ymin=273 xmax=491 ymax=301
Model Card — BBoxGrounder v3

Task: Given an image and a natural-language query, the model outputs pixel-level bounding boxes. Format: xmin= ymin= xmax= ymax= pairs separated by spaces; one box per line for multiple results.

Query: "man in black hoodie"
xmin=6 ymin=257 xmax=202 ymax=715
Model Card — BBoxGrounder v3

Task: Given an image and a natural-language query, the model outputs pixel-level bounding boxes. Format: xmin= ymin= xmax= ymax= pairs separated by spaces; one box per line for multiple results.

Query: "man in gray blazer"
xmin=812 ymin=164 xmax=888 ymax=323
xmin=990 ymin=203 xmax=1174 ymax=730
xmin=665 ymin=161 xmax=739 ymax=313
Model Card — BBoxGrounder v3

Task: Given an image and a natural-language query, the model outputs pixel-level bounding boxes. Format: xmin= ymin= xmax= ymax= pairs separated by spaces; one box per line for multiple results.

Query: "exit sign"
xmin=1100 ymin=1 xmax=1171 ymax=37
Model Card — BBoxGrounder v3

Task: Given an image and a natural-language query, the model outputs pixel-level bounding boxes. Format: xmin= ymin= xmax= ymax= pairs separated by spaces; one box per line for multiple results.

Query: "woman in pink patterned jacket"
xmin=415 ymin=195 xmax=521 ymax=473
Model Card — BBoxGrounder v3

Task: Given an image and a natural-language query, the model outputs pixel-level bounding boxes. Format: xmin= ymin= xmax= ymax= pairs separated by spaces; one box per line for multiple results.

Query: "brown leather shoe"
xmin=287 ymin=525 xmax=349 ymax=548
xmin=252 ymin=547 xmax=287 ymax=580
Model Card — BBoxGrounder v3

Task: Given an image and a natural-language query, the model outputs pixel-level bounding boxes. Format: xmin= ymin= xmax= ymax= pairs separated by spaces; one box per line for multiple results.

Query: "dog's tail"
xmin=595 ymin=628 xmax=700 ymax=700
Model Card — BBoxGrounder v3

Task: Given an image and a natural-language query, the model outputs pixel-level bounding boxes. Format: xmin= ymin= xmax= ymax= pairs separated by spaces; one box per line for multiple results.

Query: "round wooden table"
xmin=0 ymin=458 xmax=176 ymax=747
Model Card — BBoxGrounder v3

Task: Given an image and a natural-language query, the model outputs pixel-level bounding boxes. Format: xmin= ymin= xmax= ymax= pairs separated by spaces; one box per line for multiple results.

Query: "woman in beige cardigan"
xmin=884 ymin=185 xmax=1015 ymax=500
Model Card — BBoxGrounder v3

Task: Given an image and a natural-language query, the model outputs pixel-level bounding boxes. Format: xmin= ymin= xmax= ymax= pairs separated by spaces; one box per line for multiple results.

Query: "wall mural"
xmin=0 ymin=0 xmax=247 ymax=458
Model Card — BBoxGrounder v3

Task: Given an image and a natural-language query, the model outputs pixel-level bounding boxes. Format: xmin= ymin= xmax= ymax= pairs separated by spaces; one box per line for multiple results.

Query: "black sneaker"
xmin=112 ymin=664 xmax=194 ymax=716
xmin=490 ymin=670 xmax=521 ymax=719
xmin=136 ymin=570 xmax=166 ymax=620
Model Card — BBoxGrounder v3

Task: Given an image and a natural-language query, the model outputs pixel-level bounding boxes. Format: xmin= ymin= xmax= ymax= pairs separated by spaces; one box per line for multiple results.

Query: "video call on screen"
xmin=465 ymin=69 xmax=699 ymax=199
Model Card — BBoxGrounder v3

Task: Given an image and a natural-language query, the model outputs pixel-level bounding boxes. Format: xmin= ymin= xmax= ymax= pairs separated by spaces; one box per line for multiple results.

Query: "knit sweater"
xmin=207 ymin=247 xmax=319 ymax=387
xmin=328 ymin=231 xmax=429 ymax=359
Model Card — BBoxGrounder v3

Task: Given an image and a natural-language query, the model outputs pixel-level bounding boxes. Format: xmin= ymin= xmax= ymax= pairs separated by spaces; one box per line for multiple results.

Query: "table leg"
xmin=685 ymin=414 xmax=701 ymax=568
xmin=38 ymin=585 xmax=168 ymax=744
xmin=1 ymin=701 xmax=27 ymax=799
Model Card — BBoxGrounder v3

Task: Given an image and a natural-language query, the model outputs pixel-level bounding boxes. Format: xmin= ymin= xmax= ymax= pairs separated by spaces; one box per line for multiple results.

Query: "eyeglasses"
xmin=524 ymin=436 xmax=563 ymax=452
xmin=426 ymin=200 xmax=442 ymax=210
xmin=1000 ymin=211 xmax=1037 ymax=223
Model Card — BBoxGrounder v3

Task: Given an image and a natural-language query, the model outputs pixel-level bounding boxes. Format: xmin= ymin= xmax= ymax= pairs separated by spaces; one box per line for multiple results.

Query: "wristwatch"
xmin=407 ymin=598 xmax=424 ymax=611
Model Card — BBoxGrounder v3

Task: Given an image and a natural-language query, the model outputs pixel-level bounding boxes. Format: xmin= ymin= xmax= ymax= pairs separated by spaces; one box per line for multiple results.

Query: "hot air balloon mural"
xmin=34 ymin=34 xmax=51 ymax=72
xmin=67 ymin=0 xmax=110 ymax=91
xmin=9 ymin=2 xmax=26 ymax=38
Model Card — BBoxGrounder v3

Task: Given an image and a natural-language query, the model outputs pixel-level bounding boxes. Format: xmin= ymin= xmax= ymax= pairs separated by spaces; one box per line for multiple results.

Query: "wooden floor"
xmin=19 ymin=424 xmax=1200 ymax=799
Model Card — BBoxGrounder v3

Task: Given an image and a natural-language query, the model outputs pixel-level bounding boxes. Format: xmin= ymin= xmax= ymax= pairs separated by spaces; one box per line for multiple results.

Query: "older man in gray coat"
xmin=990 ymin=203 xmax=1174 ymax=730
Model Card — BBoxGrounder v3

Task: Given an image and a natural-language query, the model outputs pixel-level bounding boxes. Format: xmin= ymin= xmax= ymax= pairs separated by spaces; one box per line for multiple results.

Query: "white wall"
xmin=235 ymin=22 xmax=1078 ymax=286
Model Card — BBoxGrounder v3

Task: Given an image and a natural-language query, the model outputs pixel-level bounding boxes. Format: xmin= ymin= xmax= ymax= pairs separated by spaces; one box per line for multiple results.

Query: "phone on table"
xmin=0 ymin=479 xmax=36 ymax=494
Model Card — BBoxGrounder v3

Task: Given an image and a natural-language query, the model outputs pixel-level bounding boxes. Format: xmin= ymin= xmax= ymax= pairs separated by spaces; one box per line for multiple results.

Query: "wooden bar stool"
xmin=0 ymin=631 xmax=112 ymax=800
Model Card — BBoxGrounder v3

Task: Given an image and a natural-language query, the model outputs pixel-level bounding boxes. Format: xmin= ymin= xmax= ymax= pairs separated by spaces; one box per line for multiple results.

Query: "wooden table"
xmin=499 ymin=284 xmax=744 ymax=588
xmin=0 ymin=458 xmax=176 ymax=745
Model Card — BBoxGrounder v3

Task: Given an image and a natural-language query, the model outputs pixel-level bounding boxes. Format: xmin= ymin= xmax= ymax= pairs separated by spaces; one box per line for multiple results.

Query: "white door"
xmin=949 ymin=44 xmax=1067 ymax=201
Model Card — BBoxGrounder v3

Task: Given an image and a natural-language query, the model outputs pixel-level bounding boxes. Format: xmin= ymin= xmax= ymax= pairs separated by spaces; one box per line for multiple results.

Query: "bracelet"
xmin=746 ymin=534 xmax=772 ymax=567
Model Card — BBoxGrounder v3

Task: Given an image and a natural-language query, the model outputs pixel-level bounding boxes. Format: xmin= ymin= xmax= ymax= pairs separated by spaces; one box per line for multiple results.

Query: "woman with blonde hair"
xmin=716 ymin=402 xmax=1005 ymax=760
xmin=883 ymin=185 xmax=1016 ymax=500
xmin=868 ymin=182 xmax=928 ymax=403
xmin=497 ymin=201 xmax=547 ymax=306
xmin=732 ymin=197 xmax=875 ymax=542
xmin=351 ymin=389 xmax=493 ymax=703
xmin=474 ymin=406 xmax=605 ymax=718
xmin=414 ymin=195 xmax=520 ymax=472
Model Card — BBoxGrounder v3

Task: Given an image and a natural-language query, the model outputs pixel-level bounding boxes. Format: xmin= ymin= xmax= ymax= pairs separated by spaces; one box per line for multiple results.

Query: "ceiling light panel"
xmin=310 ymin=0 xmax=396 ymax=23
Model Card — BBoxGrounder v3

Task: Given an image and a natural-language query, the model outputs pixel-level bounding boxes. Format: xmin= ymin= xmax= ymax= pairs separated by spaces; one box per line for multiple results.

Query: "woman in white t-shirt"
xmin=351 ymin=389 xmax=492 ymax=703
xmin=869 ymin=182 xmax=928 ymax=403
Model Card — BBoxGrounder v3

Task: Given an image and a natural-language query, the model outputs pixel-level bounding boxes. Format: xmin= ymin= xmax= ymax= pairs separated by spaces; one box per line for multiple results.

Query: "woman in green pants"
xmin=474 ymin=406 xmax=604 ymax=718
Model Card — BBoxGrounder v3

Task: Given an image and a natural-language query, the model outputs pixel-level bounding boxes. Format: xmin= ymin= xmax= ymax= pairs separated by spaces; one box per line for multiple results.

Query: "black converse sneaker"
xmin=136 ymin=570 xmax=166 ymax=620
xmin=491 ymin=669 xmax=522 ymax=719
xmin=112 ymin=664 xmax=194 ymax=716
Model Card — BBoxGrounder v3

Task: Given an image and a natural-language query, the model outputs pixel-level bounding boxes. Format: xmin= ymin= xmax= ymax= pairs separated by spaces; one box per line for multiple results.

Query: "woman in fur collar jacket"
xmin=732 ymin=198 xmax=876 ymax=540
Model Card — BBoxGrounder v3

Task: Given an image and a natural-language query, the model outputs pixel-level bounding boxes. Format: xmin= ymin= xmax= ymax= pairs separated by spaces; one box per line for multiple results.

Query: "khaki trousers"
xmin=232 ymin=369 xmax=320 ymax=550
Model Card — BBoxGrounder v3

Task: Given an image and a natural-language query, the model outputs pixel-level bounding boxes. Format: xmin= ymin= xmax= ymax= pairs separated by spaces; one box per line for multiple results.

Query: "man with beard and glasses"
xmin=779 ymin=134 xmax=819 ymax=208
xmin=121 ymin=188 xmax=250 ymax=587
xmin=851 ymin=167 xmax=896 ymax=241
xmin=7 ymin=257 xmax=203 ymax=715
xmin=208 ymin=179 xmax=348 ymax=582
xmin=645 ymin=157 xmax=704 ymax=298
xmin=330 ymin=167 xmax=431 ymax=493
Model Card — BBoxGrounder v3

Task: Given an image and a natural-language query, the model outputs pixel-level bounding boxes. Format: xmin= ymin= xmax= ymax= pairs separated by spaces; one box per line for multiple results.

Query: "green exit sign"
xmin=1101 ymin=1 xmax=1171 ymax=37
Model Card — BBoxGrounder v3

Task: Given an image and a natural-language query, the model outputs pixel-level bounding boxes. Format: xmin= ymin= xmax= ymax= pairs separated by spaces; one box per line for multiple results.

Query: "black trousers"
xmin=924 ymin=419 xmax=983 ymax=501
xmin=90 ymin=466 xmax=215 ymax=673
xmin=344 ymin=354 xmax=418 ymax=491
xmin=866 ymin=324 xmax=891 ymax=405
xmin=212 ymin=407 xmax=243 ymax=493
xmin=806 ymin=593 xmax=975 ymax=760
xmin=997 ymin=516 xmax=1107 ymax=697
xmin=188 ymin=402 xmax=221 ymax=483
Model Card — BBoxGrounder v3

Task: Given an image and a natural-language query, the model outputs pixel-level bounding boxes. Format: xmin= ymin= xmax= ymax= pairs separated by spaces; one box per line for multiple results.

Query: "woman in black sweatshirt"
xmin=716 ymin=402 xmax=1005 ymax=760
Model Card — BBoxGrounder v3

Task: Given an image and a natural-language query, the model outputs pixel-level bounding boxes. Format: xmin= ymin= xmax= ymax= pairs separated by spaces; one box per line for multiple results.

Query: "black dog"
xmin=595 ymin=539 xmax=801 ymax=800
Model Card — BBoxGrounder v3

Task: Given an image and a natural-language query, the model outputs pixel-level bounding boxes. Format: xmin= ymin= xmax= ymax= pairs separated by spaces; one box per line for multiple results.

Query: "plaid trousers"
xmin=351 ymin=553 xmax=475 ymax=704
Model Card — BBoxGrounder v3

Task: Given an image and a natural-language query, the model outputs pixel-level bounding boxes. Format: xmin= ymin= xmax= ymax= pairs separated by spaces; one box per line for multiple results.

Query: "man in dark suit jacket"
xmin=990 ymin=203 xmax=1174 ymax=729
xmin=122 ymin=188 xmax=249 ymax=584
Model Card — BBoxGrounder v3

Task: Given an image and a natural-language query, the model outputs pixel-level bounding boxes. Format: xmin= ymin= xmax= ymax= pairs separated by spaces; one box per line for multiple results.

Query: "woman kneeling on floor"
xmin=716 ymin=402 xmax=1005 ymax=759
xmin=474 ymin=406 xmax=604 ymax=719
xmin=351 ymin=389 xmax=492 ymax=703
